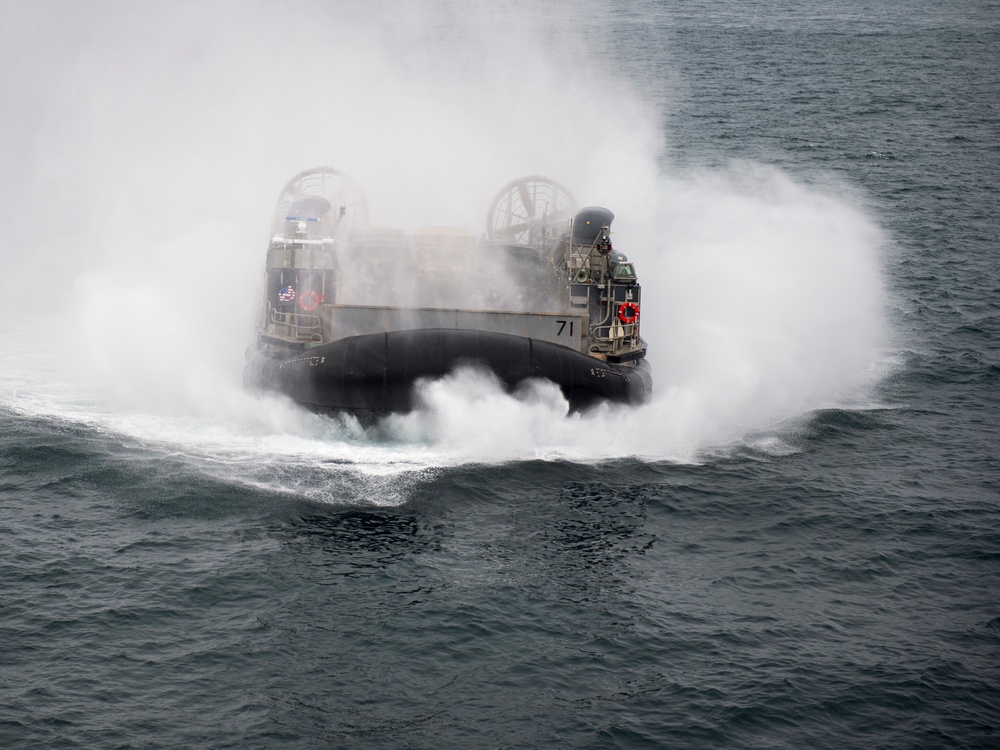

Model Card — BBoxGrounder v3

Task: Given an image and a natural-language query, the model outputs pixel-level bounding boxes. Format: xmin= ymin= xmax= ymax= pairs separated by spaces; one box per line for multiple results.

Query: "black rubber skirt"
xmin=245 ymin=328 xmax=651 ymax=416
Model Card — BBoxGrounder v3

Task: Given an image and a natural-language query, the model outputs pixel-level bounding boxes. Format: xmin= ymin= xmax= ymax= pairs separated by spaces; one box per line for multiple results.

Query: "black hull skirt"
xmin=245 ymin=328 xmax=651 ymax=417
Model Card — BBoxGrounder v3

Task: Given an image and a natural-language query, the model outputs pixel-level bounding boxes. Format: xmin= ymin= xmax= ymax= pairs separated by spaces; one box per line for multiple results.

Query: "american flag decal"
xmin=278 ymin=285 xmax=295 ymax=302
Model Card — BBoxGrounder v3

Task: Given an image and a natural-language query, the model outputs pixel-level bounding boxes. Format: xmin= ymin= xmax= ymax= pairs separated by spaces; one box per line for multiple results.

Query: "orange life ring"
xmin=298 ymin=290 xmax=321 ymax=313
xmin=618 ymin=302 xmax=639 ymax=324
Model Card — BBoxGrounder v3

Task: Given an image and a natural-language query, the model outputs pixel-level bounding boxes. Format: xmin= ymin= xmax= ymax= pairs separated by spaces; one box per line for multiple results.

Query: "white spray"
xmin=0 ymin=1 xmax=889 ymax=481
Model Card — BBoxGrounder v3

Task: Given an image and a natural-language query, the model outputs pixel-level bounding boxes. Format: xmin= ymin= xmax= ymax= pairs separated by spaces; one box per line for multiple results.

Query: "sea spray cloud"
xmin=639 ymin=166 xmax=886 ymax=452
xmin=377 ymin=165 xmax=887 ymax=462
xmin=0 ymin=0 xmax=889 ymax=472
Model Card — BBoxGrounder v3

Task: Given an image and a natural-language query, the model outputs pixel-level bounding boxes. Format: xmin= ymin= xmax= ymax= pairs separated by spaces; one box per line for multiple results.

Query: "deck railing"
xmin=267 ymin=306 xmax=323 ymax=342
xmin=589 ymin=321 xmax=640 ymax=356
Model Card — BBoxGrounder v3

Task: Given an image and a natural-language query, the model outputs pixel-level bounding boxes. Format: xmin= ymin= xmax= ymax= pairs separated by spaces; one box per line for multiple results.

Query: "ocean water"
xmin=1 ymin=1 xmax=998 ymax=748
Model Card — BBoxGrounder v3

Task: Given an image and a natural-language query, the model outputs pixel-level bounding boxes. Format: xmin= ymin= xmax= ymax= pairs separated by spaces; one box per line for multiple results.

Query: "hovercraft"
xmin=244 ymin=168 xmax=651 ymax=418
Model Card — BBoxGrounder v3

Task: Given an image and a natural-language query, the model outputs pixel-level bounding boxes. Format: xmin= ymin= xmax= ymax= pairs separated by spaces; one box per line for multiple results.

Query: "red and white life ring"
xmin=298 ymin=290 xmax=322 ymax=313
xmin=617 ymin=302 xmax=639 ymax=324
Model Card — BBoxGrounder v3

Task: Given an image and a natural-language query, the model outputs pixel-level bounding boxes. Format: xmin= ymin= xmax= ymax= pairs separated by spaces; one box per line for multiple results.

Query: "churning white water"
xmin=0 ymin=0 xmax=888 ymax=481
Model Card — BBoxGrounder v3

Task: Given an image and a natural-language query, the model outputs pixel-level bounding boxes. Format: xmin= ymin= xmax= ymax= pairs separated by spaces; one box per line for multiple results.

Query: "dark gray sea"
xmin=1 ymin=1 xmax=998 ymax=747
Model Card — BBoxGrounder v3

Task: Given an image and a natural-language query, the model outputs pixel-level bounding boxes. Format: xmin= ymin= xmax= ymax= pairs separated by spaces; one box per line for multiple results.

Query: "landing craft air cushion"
xmin=244 ymin=168 xmax=651 ymax=417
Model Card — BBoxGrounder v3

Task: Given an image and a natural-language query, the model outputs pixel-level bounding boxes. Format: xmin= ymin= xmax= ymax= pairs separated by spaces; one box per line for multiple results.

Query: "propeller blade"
xmin=517 ymin=182 xmax=536 ymax=218
xmin=494 ymin=222 xmax=530 ymax=237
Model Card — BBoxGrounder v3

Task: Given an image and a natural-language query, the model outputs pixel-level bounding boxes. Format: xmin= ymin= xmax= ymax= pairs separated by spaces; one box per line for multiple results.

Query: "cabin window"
xmin=294 ymin=248 xmax=312 ymax=270
xmin=613 ymin=263 xmax=636 ymax=280
xmin=268 ymin=246 xmax=292 ymax=269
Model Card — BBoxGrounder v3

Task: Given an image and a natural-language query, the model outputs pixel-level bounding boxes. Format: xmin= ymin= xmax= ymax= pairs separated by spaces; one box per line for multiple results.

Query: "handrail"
xmin=271 ymin=308 xmax=321 ymax=328
xmin=267 ymin=306 xmax=323 ymax=342
xmin=589 ymin=321 xmax=639 ymax=354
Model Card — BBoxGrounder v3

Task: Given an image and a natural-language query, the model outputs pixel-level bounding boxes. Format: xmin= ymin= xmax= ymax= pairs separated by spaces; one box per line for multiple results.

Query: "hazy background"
xmin=0 ymin=0 xmax=889 ymax=468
